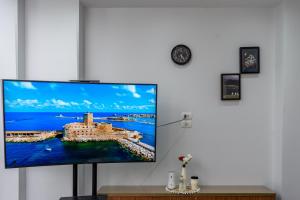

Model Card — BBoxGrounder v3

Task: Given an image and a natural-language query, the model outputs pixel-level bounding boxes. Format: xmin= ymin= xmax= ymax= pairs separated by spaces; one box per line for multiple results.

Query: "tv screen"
xmin=2 ymin=80 xmax=157 ymax=168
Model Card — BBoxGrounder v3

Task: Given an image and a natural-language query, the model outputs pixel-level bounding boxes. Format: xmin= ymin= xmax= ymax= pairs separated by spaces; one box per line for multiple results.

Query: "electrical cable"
xmin=156 ymin=119 xmax=185 ymax=127
xmin=140 ymin=128 xmax=186 ymax=185
xmin=140 ymin=117 xmax=187 ymax=184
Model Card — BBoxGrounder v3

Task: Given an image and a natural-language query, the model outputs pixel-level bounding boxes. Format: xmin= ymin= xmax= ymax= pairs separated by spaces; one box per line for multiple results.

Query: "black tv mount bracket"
xmin=60 ymin=79 xmax=106 ymax=200
xmin=69 ymin=80 xmax=101 ymax=83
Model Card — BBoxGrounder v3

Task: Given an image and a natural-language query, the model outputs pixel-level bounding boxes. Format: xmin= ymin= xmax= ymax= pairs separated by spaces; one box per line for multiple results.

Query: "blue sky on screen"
xmin=3 ymin=81 xmax=156 ymax=113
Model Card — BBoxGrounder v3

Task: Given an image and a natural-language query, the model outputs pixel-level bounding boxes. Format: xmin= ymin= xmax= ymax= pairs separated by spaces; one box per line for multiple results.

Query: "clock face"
xmin=171 ymin=45 xmax=192 ymax=65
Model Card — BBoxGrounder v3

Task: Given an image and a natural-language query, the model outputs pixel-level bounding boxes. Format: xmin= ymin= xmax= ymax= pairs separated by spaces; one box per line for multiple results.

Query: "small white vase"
xmin=178 ymin=175 xmax=185 ymax=192
xmin=181 ymin=165 xmax=187 ymax=180
xmin=181 ymin=165 xmax=187 ymax=190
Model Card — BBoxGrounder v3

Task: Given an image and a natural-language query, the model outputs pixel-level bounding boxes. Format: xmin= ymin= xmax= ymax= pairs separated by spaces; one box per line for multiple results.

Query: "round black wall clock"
xmin=171 ymin=44 xmax=192 ymax=65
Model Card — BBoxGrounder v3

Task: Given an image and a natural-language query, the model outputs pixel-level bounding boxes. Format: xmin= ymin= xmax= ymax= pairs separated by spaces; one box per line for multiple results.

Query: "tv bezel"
xmin=2 ymin=79 xmax=158 ymax=169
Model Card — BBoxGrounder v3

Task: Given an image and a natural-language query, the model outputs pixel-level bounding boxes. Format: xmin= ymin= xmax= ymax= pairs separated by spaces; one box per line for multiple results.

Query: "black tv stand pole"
xmin=92 ymin=163 xmax=98 ymax=196
xmin=62 ymin=163 xmax=104 ymax=200
xmin=73 ymin=164 xmax=78 ymax=197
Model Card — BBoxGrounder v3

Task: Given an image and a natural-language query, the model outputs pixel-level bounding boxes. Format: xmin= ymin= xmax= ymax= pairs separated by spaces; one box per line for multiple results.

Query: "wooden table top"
xmin=98 ymin=185 xmax=275 ymax=196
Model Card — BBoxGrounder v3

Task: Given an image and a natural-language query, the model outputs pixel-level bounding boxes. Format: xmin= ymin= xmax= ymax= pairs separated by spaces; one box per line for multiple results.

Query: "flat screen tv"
xmin=2 ymin=80 xmax=157 ymax=168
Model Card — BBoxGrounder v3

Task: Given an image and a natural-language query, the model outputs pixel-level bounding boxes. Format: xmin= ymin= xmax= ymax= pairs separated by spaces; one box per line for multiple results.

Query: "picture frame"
xmin=221 ymin=73 xmax=241 ymax=100
xmin=240 ymin=47 xmax=260 ymax=74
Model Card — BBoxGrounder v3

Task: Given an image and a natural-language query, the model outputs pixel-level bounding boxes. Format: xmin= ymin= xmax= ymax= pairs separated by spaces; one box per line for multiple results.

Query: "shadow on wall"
xmin=220 ymin=101 xmax=240 ymax=106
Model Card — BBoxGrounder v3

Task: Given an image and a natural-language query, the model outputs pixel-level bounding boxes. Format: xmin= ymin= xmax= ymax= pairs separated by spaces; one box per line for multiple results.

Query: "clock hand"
xmin=180 ymin=54 xmax=184 ymax=60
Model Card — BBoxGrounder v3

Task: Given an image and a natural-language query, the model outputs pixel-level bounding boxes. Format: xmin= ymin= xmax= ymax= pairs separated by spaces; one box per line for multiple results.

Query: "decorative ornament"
xmin=178 ymin=154 xmax=192 ymax=191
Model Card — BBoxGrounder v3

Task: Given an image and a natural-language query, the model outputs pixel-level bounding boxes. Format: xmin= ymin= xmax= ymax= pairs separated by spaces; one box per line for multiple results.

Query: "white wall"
xmin=271 ymin=4 xmax=284 ymax=199
xmin=84 ymin=7 xmax=275 ymax=189
xmin=25 ymin=0 xmax=80 ymax=200
xmin=25 ymin=0 xmax=79 ymax=80
xmin=0 ymin=0 xmax=17 ymax=78
xmin=0 ymin=1 xmax=19 ymax=200
xmin=281 ymin=1 xmax=300 ymax=200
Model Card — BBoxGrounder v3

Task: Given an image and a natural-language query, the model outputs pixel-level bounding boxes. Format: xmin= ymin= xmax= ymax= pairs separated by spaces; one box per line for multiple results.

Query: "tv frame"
xmin=2 ymin=79 xmax=158 ymax=168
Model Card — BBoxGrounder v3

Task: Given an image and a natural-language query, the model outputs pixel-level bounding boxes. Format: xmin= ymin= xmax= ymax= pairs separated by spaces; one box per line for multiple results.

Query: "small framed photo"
xmin=221 ymin=74 xmax=241 ymax=100
xmin=240 ymin=47 xmax=260 ymax=74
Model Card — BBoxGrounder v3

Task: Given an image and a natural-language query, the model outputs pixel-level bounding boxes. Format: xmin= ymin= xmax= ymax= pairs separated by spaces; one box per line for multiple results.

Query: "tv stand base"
xmin=60 ymin=195 xmax=107 ymax=200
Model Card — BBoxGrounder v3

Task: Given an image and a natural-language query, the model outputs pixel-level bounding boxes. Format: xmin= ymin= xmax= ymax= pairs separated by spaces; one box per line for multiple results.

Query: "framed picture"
xmin=240 ymin=47 xmax=260 ymax=74
xmin=221 ymin=74 xmax=241 ymax=100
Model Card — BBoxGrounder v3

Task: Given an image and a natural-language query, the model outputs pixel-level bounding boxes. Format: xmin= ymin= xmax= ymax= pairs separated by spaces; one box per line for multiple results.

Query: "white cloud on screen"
xmin=12 ymin=82 xmax=37 ymax=90
xmin=146 ymin=88 xmax=155 ymax=94
xmin=123 ymin=85 xmax=141 ymax=98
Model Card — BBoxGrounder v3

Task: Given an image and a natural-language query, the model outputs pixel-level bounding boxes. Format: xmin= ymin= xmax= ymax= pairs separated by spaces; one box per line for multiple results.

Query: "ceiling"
xmin=80 ymin=0 xmax=281 ymax=8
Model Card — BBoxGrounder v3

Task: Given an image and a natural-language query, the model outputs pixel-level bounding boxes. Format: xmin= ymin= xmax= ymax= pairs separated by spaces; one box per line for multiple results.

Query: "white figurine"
xmin=178 ymin=153 xmax=193 ymax=192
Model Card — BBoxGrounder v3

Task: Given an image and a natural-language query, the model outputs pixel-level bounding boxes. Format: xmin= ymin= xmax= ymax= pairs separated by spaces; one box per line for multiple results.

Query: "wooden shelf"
xmin=98 ymin=185 xmax=276 ymax=199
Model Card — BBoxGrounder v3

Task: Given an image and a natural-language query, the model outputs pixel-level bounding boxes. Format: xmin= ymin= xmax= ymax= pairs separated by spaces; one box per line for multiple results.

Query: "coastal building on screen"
xmin=64 ymin=113 xmax=115 ymax=138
